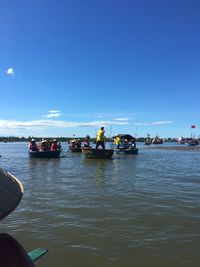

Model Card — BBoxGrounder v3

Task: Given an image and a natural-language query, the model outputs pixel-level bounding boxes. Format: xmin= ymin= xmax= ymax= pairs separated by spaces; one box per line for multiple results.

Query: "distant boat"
xmin=28 ymin=150 xmax=61 ymax=158
xmin=82 ymin=148 xmax=114 ymax=159
xmin=144 ymin=134 xmax=152 ymax=145
xmin=144 ymin=138 xmax=152 ymax=145
xmin=151 ymin=136 xmax=163 ymax=144
xmin=177 ymin=137 xmax=186 ymax=144
xmin=186 ymin=139 xmax=199 ymax=146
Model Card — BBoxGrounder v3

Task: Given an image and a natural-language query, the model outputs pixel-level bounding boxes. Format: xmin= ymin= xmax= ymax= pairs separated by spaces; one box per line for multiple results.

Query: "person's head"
xmin=101 ymin=127 xmax=104 ymax=131
xmin=0 ymin=168 xmax=24 ymax=222
xmin=86 ymin=135 xmax=90 ymax=141
xmin=31 ymin=138 xmax=35 ymax=143
xmin=53 ymin=139 xmax=57 ymax=143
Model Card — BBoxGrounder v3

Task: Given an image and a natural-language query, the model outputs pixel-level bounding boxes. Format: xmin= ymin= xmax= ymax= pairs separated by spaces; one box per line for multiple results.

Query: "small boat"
xmin=82 ymin=148 xmax=114 ymax=159
xmin=186 ymin=138 xmax=199 ymax=146
xmin=177 ymin=137 xmax=186 ymax=144
xmin=112 ymin=134 xmax=139 ymax=154
xmin=115 ymin=148 xmax=138 ymax=154
xmin=144 ymin=134 xmax=152 ymax=145
xmin=151 ymin=136 xmax=163 ymax=144
xmin=124 ymin=148 xmax=138 ymax=154
xmin=28 ymin=150 xmax=61 ymax=158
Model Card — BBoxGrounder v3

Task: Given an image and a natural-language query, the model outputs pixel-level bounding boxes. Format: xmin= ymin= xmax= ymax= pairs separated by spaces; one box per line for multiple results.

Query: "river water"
xmin=0 ymin=142 xmax=199 ymax=267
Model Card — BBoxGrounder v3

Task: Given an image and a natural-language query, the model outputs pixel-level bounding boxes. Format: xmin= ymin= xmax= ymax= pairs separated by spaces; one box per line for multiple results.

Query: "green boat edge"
xmin=28 ymin=248 xmax=48 ymax=262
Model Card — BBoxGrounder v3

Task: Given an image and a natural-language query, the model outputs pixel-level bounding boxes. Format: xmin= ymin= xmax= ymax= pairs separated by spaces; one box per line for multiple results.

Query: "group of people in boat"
xmin=28 ymin=127 xmax=137 ymax=153
xmin=113 ymin=134 xmax=137 ymax=150
xmin=69 ymin=139 xmax=82 ymax=148
xmin=28 ymin=139 xmax=61 ymax=152
xmin=144 ymin=135 xmax=163 ymax=145
xmin=68 ymin=135 xmax=91 ymax=149
xmin=68 ymin=127 xmax=107 ymax=150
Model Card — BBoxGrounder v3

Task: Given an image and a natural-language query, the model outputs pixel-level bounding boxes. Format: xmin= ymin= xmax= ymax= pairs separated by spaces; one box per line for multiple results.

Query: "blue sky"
xmin=0 ymin=0 xmax=199 ymax=138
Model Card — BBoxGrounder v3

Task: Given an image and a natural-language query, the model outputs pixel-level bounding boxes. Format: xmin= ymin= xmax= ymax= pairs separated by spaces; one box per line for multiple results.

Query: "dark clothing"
xmin=96 ymin=140 xmax=105 ymax=149
xmin=0 ymin=233 xmax=35 ymax=267
xmin=84 ymin=141 xmax=90 ymax=147
xmin=28 ymin=142 xmax=38 ymax=151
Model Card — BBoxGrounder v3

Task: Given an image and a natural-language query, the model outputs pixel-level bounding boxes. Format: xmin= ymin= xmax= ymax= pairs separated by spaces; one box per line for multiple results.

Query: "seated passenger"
xmin=70 ymin=140 xmax=76 ymax=148
xmin=84 ymin=135 xmax=91 ymax=147
xmin=130 ymin=138 xmax=136 ymax=149
xmin=28 ymin=139 xmax=38 ymax=151
xmin=50 ymin=139 xmax=58 ymax=151
xmin=76 ymin=139 xmax=81 ymax=148
xmin=123 ymin=139 xmax=129 ymax=149
xmin=57 ymin=142 xmax=61 ymax=150
xmin=40 ymin=140 xmax=48 ymax=151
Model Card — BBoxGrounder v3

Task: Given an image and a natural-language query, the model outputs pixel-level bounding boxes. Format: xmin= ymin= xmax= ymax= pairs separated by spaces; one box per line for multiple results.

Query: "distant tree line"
xmin=0 ymin=136 xmax=178 ymax=143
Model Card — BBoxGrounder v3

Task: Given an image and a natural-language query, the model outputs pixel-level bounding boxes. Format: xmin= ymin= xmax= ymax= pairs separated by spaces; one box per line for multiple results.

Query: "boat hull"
xmin=28 ymin=150 xmax=61 ymax=158
xmin=82 ymin=148 xmax=114 ymax=159
xmin=123 ymin=148 xmax=138 ymax=154
xmin=69 ymin=147 xmax=82 ymax=152
xmin=115 ymin=148 xmax=138 ymax=154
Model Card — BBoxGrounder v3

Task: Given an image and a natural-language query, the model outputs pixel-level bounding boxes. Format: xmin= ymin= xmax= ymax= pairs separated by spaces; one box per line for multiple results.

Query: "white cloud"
xmin=152 ymin=121 xmax=174 ymax=125
xmin=134 ymin=122 xmax=152 ymax=126
xmin=42 ymin=110 xmax=61 ymax=118
xmin=45 ymin=113 xmax=61 ymax=118
xmin=0 ymin=118 xmax=129 ymax=133
xmin=134 ymin=121 xmax=174 ymax=126
xmin=48 ymin=110 xmax=60 ymax=113
xmin=6 ymin=68 xmax=15 ymax=76
xmin=114 ymin=118 xmax=131 ymax=121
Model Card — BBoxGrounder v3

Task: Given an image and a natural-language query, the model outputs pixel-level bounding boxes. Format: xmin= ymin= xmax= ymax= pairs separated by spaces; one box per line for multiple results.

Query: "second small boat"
xmin=82 ymin=148 xmax=114 ymax=159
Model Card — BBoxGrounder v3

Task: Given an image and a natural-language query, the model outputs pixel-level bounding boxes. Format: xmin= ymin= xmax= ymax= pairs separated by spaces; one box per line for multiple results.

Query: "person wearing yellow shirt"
xmin=96 ymin=127 xmax=106 ymax=149
xmin=115 ymin=135 xmax=121 ymax=149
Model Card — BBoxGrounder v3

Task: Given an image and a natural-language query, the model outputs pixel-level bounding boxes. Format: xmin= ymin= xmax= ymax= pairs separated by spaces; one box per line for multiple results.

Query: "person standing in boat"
xmin=28 ymin=139 xmax=38 ymax=151
xmin=96 ymin=127 xmax=106 ymax=149
xmin=114 ymin=135 xmax=121 ymax=149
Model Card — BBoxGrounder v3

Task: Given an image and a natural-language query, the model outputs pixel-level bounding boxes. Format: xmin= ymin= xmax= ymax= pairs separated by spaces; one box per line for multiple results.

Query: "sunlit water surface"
xmin=0 ymin=142 xmax=199 ymax=267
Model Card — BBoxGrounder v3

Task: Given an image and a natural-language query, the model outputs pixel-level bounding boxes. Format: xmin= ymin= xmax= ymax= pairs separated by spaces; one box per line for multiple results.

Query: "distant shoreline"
xmin=143 ymin=145 xmax=200 ymax=152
